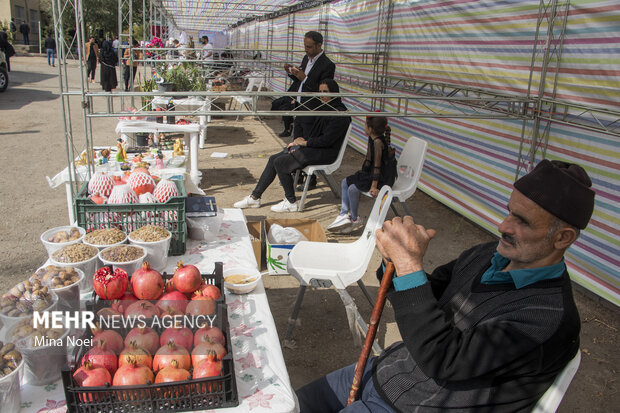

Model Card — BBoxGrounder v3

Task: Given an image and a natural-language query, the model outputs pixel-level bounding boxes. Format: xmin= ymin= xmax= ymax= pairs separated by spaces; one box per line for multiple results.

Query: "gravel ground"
xmin=0 ymin=56 xmax=617 ymax=412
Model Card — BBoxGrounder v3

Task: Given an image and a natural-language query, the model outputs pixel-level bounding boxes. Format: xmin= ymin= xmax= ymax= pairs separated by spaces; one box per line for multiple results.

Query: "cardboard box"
xmin=265 ymin=219 xmax=327 ymax=275
xmin=247 ymin=221 xmax=265 ymax=271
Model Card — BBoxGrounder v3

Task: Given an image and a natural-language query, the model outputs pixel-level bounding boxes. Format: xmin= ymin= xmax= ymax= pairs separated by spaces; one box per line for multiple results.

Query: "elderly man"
xmin=297 ymin=159 xmax=595 ymax=412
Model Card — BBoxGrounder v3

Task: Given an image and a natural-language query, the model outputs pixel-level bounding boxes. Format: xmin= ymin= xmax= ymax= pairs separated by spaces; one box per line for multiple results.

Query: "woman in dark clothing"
xmin=99 ymin=40 xmax=118 ymax=92
xmin=234 ymin=79 xmax=351 ymax=213
xmin=84 ymin=36 xmax=99 ymax=83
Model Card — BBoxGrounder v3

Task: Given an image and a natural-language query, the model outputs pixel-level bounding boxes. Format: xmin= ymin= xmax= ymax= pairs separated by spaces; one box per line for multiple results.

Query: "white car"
xmin=0 ymin=50 xmax=8 ymax=92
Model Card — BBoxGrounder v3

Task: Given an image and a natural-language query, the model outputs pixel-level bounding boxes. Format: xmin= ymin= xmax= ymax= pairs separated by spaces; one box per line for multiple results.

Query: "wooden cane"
xmin=347 ymin=261 xmax=396 ymax=405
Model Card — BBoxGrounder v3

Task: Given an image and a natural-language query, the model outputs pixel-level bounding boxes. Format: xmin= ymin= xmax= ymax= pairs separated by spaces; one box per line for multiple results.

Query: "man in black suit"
xmin=284 ymin=31 xmax=336 ymax=189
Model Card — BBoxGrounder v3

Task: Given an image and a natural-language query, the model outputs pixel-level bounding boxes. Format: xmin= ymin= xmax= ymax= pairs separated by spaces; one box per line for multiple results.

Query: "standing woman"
xmin=123 ymin=39 xmax=141 ymax=91
xmin=99 ymin=40 xmax=118 ymax=92
xmin=85 ymin=36 xmax=99 ymax=83
xmin=327 ymin=115 xmax=396 ymax=233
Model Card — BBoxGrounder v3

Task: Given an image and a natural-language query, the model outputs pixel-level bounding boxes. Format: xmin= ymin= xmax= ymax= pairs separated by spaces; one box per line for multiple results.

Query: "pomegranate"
xmin=93 ymin=266 xmax=129 ymax=300
xmin=124 ymin=300 xmax=161 ymax=318
xmin=119 ymin=342 xmax=153 ymax=369
xmin=119 ymin=288 xmax=138 ymax=302
xmin=186 ymin=297 xmax=216 ymax=316
xmin=132 ymin=167 xmax=150 ymax=175
xmin=155 ymin=359 xmax=191 ymax=383
xmin=193 ymin=283 xmax=221 ymax=300
xmin=172 ymin=261 xmax=202 ymax=294
xmin=125 ymin=327 xmax=160 ymax=356
xmin=193 ymin=354 xmax=222 ymax=378
xmin=73 ymin=361 xmax=112 ymax=402
xmin=153 ymin=340 xmax=191 ymax=372
xmin=156 ymin=290 xmax=188 ymax=316
xmin=194 ymin=326 xmax=225 ymax=347
xmin=91 ymin=325 xmax=124 ymax=354
xmin=128 ymin=172 xmax=155 ymax=195
xmin=192 ymin=338 xmax=227 ymax=365
xmin=82 ymin=340 xmax=118 ymax=375
xmin=90 ymin=193 xmax=106 ymax=205
xmin=160 ymin=327 xmax=193 ymax=352
xmin=131 ymin=262 xmax=164 ymax=300
xmin=96 ymin=307 xmax=123 ymax=320
xmin=112 ymin=356 xmax=154 ymax=386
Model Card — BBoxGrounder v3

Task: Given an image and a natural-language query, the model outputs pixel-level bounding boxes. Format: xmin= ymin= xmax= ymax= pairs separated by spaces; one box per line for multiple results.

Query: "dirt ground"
xmin=0 ymin=56 xmax=617 ymax=412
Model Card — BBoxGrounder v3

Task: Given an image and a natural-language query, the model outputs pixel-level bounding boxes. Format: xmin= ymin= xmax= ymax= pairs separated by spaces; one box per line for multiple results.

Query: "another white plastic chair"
xmin=363 ymin=136 xmax=428 ymax=216
xmin=284 ymin=186 xmax=393 ymax=352
xmin=293 ymin=124 xmax=353 ymax=211
xmin=229 ymin=76 xmax=264 ymax=120
xmin=531 ymin=350 xmax=581 ymax=413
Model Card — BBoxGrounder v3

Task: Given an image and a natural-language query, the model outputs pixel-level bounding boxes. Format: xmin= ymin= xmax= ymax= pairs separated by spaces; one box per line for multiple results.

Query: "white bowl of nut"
xmin=98 ymin=244 xmax=147 ymax=276
xmin=223 ymin=266 xmax=262 ymax=295
xmin=128 ymin=225 xmax=172 ymax=271
xmin=40 ymin=226 xmax=86 ymax=258
xmin=0 ymin=342 xmax=24 ymax=413
xmin=83 ymin=227 xmax=128 ymax=251
xmin=49 ymin=243 xmax=100 ymax=294
xmin=31 ymin=266 xmax=85 ymax=313
xmin=0 ymin=281 xmax=58 ymax=332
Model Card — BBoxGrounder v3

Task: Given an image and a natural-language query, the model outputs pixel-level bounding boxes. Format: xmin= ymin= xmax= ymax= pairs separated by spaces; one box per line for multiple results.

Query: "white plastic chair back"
xmin=306 ymin=124 xmax=353 ymax=176
xmin=287 ymin=186 xmax=393 ymax=289
xmin=392 ymin=136 xmax=427 ymax=202
xmin=531 ymin=351 xmax=581 ymax=413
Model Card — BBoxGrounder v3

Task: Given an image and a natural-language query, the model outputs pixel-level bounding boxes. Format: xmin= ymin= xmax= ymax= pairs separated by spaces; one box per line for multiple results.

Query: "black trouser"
xmin=124 ymin=65 xmax=138 ymax=91
xmin=252 ymin=151 xmax=303 ymax=203
xmin=86 ymin=59 xmax=97 ymax=80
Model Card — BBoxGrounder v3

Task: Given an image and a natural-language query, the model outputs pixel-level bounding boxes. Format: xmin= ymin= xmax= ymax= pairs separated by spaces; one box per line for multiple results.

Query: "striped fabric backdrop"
xmin=227 ymin=0 xmax=620 ymax=306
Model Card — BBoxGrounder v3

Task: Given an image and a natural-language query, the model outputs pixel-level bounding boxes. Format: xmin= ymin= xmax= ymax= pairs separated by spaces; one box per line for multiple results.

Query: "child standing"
xmin=328 ymin=116 xmax=395 ymax=233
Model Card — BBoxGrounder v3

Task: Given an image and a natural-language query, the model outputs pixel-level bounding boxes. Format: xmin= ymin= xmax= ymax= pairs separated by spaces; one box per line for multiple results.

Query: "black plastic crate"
xmin=75 ymin=179 xmax=187 ymax=255
xmin=63 ymin=265 xmax=238 ymax=412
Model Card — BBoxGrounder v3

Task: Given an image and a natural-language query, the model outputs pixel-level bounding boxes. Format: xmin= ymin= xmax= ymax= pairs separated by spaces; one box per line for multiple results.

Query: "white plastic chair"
xmin=363 ymin=136 xmax=428 ymax=216
xmin=293 ymin=124 xmax=353 ymax=211
xmin=531 ymin=350 xmax=581 ymax=413
xmin=284 ymin=186 xmax=393 ymax=352
xmin=229 ymin=76 xmax=264 ymax=120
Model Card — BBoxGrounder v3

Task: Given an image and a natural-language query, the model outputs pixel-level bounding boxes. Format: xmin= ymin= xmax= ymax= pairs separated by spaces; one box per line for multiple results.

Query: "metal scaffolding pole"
xmin=371 ymin=0 xmax=394 ymax=111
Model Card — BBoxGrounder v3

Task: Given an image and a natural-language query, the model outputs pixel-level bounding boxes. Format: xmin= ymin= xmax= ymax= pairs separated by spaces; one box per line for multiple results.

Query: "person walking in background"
xmin=10 ymin=18 xmax=16 ymax=36
xmin=112 ymin=36 xmax=119 ymax=54
xmin=327 ymin=115 xmax=397 ymax=234
xmin=19 ymin=21 xmax=30 ymax=45
xmin=45 ymin=32 xmax=57 ymax=67
xmin=201 ymin=36 xmax=213 ymax=61
xmin=85 ymin=36 xmax=99 ymax=83
xmin=99 ymin=40 xmax=118 ymax=92
xmin=123 ymin=39 xmax=141 ymax=91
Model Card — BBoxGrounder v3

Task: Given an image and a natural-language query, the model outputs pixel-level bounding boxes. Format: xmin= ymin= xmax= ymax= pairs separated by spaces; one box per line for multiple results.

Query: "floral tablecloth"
xmin=16 ymin=208 xmax=299 ymax=413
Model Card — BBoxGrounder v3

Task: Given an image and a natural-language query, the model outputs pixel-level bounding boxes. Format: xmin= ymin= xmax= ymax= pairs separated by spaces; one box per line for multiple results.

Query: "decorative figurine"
xmin=98 ymin=148 xmax=111 ymax=165
xmin=155 ymin=150 xmax=165 ymax=169
xmin=173 ymin=138 xmax=185 ymax=157
xmin=115 ymin=138 xmax=127 ymax=163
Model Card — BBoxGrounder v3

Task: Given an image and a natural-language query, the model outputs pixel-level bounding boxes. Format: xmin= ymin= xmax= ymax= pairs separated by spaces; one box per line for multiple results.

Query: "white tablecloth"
xmin=12 ymin=209 xmax=299 ymax=413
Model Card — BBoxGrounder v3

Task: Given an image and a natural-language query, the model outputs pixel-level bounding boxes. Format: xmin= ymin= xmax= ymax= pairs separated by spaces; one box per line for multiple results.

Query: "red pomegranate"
xmin=90 ymin=193 xmax=106 ymax=205
xmin=119 ymin=288 xmax=138 ymax=302
xmin=172 ymin=261 xmax=202 ymax=294
xmin=132 ymin=167 xmax=150 ymax=175
xmin=160 ymin=327 xmax=193 ymax=352
xmin=193 ymin=355 xmax=222 ymax=379
xmin=119 ymin=342 xmax=153 ymax=369
xmin=124 ymin=327 xmax=160 ymax=356
xmin=112 ymin=356 xmax=154 ymax=386
xmin=191 ymin=339 xmax=227 ymax=365
xmin=82 ymin=340 xmax=118 ymax=375
xmin=128 ymin=172 xmax=155 ymax=195
xmin=73 ymin=360 xmax=112 ymax=386
xmin=155 ymin=359 xmax=191 ymax=383
xmin=153 ymin=340 xmax=191 ymax=372
xmin=91 ymin=325 xmax=124 ymax=354
xmin=194 ymin=326 xmax=225 ymax=347
xmin=96 ymin=307 xmax=123 ymax=319
xmin=93 ymin=267 xmax=129 ymax=300
xmin=131 ymin=262 xmax=164 ymax=300
xmin=124 ymin=300 xmax=161 ymax=318
xmin=193 ymin=283 xmax=221 ymax=300
xmin=186 ymin=298 xmax=216 ymax=316
xmin=156 ymin=290 xmax=188 ymax=316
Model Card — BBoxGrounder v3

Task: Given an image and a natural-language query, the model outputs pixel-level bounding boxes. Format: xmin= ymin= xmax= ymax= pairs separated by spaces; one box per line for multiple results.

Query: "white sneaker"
xmin=341 ymin=217 xmax=363 ymax=234
xmin=271 ymin=199 xmax=298 ymax=212
xmin=234 ymin=195 xmax=261 ymax=209
xmin=327 ymin=214 xmax=351 ymax=231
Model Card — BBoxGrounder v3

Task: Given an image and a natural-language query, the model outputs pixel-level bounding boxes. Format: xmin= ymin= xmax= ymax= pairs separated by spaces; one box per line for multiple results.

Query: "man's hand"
xmin=287 ymin=137 xmax=307 ymax=148
xmin=369 ymin=185 xmax=379 ymax=198
xmin=284 ymin=63 xmax=292 ymax=73
xmin=290 ymin=66 xmax=306 ymax=81
xmin=376 ymin=216 xmax=436 ymax=276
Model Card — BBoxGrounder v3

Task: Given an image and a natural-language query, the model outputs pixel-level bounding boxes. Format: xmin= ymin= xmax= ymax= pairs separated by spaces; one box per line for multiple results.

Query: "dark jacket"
xmin=44 ymin=37 xmax=56 ymax=50
xmin=373 ymin=241 xmax=580 ymax=412
xmin=19 ymin=23 xmax=29 ymax=35
xmin=287 ymin=53 xmax=335 ymax=111
xmin=290 ymin=98 xmax=350 ymax=166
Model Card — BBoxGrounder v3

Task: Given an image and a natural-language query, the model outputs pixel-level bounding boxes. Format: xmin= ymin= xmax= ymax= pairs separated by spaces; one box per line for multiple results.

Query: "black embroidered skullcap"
xmin=514 ymin=160 xmax=595 ymax=229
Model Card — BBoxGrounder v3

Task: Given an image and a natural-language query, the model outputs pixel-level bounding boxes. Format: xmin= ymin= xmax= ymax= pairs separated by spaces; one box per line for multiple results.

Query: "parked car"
xmin=0 ymin=50 xmax=8 ymax=92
